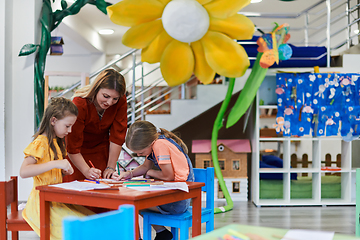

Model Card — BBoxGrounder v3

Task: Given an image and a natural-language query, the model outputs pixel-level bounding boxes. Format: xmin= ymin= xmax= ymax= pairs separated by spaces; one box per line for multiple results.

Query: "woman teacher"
xmin=64 ymin=68 xmax=127 ymax=181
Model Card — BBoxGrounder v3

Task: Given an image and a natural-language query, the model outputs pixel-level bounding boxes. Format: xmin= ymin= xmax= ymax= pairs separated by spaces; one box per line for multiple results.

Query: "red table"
xmin=36 ymin=182 xmax=204 ymax=240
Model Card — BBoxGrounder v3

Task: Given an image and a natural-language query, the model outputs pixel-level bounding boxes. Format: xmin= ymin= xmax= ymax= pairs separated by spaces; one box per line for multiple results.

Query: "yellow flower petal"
xmin=209 ymin=14 xmax=255 ymax=40
xmin=157 ymin=0 xmax=172 ymax=5
xmin=122 ymin=19 xmax=163 ymax=49
xmin=141 ymin=30 xmax=173 ymax=64
xmin=107 ymin=0 xmax=164 ymax=27
xmin=201 ymin=31 xmax=249 ymax=77
xmin=196 ymin=0 xmax=213 ymax=5
xmin=191 ymin=41 xmax=215 ymax=84
xmin=204 ymin=0 xmax=251 ymax=19
xmin=160 ymin=40 xmax=195 ymax=87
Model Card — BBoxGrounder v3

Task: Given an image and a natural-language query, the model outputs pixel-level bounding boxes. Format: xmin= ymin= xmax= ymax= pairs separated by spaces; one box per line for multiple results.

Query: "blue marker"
xmin=84 ymin=179 xmax=100 ymax=184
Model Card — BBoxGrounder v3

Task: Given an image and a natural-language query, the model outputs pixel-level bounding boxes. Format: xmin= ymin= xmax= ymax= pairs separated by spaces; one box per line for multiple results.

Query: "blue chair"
xmin=63 ymin=204 xmax=134 ymax=240
xmin=141 ymin=167 xmax=214 ymax=240
xmin=356 ymin=168 xmax=360 ymax=236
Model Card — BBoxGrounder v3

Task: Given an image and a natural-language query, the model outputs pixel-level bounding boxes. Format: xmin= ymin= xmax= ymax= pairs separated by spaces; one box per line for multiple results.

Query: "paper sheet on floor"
xmin=50 ymin=181 xmax=110 ymax=191
xmin=125 ymin=182 xmax=189 ymax=192
xmin=281 ymin=229 xmax=334 ymax=240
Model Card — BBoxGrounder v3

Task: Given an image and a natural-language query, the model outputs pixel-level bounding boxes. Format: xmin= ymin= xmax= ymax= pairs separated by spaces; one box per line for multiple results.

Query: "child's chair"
xmin=356 ymin=168 xmax=360 ymax=236
xmin=141 ymin=167 xmax=215 ymax=240
xmin=0 ymin=176 xmax=33 ymax=240
xmin=63 ymin=204 xmax=135 ymax=240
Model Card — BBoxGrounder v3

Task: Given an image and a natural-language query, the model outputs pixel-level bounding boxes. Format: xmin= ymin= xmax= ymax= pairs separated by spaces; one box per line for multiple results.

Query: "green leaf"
xmin=226 ymin=52 xmax=268 ymax=128
xmin=61 ymin=0 xmax=68 ymax=10
xmin=18 ymin=44 xmax=40 ymax=56
xmin=96 ymin=0 xmax=109 ymax=14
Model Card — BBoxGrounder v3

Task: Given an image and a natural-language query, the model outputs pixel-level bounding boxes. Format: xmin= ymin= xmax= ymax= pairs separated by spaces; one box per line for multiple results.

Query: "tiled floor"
xmin=8 ymin=201 xmax=357 ymax=239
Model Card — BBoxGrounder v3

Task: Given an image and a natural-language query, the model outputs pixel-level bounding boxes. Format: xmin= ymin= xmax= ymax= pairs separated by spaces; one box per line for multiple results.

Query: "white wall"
xmin=7 ymin=0 xmax=40 ymax=200
xmin=0 ymin=0 xmax=6 ymax=180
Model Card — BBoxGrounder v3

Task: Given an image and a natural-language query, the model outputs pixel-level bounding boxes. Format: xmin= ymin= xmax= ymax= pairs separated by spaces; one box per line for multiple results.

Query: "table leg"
xmin=39 ymin=192 xmax=50 ymax=240
xmin=192 ymin=188 xmax=202 ymax=237
xmin=134 ymin=207 xmax=139 ymax=240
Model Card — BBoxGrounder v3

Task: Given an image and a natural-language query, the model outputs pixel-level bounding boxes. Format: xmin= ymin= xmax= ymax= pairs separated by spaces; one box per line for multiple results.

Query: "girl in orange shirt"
xmin=114 ymin=120 xmax=194 ymax=240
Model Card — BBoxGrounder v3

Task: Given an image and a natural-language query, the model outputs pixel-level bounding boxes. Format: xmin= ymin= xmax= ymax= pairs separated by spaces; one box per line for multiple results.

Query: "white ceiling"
xmin=59 ymin=0 xmax=322 ymax=56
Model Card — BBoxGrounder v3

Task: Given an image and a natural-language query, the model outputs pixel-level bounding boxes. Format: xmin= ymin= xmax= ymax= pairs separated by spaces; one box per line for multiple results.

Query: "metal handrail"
xmin=54 ymin=49 xmax=138 ymax=97
xmin=127 ymin=76 xmax=164 ymax=101
xmin=127 ymin=88 xmax=174 ymax=120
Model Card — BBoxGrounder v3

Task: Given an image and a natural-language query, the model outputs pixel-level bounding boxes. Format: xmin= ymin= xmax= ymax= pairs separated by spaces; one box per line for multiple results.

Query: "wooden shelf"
xmin=253 ymin=92 xmax=355 ymax=207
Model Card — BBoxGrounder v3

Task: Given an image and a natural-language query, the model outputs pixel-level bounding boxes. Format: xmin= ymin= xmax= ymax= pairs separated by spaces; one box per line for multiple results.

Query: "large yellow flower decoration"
xmin=107 ymin=0 xmax=255 ymax=87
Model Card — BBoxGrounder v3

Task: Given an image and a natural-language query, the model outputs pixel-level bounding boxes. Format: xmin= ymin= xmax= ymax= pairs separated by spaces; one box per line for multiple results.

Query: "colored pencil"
xmin=125 ymin=184 xmax=150 ymax=187
xmin=84 ymin=179 xmax=100 ymax=184
xmin=89 ymin=160 xmax=95 ymax=168
xmin=117 ymin=162 xmax=120 ymax=175
xmin=88 ymin=160 xmax=102 ymax=179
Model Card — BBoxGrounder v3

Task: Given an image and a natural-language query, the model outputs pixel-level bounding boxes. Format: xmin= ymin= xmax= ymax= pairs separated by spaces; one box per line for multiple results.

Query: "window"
xmin=232 ymin=182 xmax=240 ymax=193
xmin=232 ymin=160 xmax=240 ymax=170
xmin=219 ymin=160 xmax=225 ymax=170
xmin=203 ymin=160 xmax=210 ymax=169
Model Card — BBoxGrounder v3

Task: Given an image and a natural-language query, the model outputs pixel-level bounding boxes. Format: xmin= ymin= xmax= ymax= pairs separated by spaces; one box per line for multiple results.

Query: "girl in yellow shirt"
xmin=19 ymin=97 xmax=94 ymax=240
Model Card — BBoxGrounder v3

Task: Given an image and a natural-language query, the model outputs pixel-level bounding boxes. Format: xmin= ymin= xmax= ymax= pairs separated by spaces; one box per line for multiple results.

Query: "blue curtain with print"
xmin=275 ymin=73 xmax=360 ymax=140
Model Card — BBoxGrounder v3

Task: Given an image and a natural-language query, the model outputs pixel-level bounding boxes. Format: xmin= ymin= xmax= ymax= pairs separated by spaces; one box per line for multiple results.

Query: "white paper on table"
xmin=282 ymin=229 xmax=334 ymax=240
xmin=126 ymin=182 xmax=189 ymax=192
xmin=50 ymin=181 xmax=110 ymax=191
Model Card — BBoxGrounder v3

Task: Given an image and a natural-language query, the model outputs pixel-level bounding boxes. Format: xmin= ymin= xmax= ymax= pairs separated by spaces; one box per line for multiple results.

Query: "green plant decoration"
xmin=18 ymin=0 xmax=111 ymax=130
xmin=211 ymin=23 xmax=292 ymax=214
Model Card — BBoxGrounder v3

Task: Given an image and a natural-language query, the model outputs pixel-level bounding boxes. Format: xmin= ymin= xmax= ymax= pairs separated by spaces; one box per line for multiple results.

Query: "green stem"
xmin=211 ymin=77 xmax=236 ymax=214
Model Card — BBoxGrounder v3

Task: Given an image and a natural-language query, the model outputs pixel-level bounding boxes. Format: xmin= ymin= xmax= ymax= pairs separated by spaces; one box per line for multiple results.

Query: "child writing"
xmin=114 ymin=120 xmax=194 ymax=240
xmin=19 ymin=97 xmax=94 ymax=240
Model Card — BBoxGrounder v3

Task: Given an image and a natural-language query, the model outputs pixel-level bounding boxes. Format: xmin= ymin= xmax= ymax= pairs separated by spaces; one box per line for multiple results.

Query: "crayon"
xmin=84 ymin=179 xmax=100 ymax=184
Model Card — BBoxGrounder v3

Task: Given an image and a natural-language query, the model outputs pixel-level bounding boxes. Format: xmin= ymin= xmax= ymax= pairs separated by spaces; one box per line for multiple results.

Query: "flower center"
xmin=162 ymin=0 xmax=209 ymax=43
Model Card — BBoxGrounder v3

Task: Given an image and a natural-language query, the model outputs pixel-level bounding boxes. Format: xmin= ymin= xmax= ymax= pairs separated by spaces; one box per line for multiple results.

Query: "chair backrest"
xmin=193 ymin=167 xmax=214 ymax=211
xmin=0 ymin=176 xmax=20 ymax=239
xmin=0 ymin=176 xmax=18 ymax=213
xmin=356 ymin=168 xmax=360 ymax=236
xmin=63 ymin=204 xmax=135 ymax=240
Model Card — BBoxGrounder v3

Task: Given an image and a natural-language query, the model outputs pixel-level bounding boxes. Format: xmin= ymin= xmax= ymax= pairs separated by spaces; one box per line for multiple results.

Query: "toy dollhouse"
xmin=192 ymin=139 xmax=251 ymax=201
xmin=117 ymin=150 xmax=145 ymax=172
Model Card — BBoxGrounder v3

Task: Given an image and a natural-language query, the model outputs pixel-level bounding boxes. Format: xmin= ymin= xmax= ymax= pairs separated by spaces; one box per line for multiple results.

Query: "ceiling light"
xmin=251 ymin=0 xmax=263 ymax=3
xmin=355 ymin=29 xmax=360 ymax=34
xmin=240 ymin=12 xmax=261 ymax=17
xmin=99 ymin=29 xmax=114 ymax=35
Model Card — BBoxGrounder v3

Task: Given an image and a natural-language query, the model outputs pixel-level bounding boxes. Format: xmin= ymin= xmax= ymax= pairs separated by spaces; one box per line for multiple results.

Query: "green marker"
xmin=125 ymin=184 xmax=150 ymax=187
xmin=116 ymin=162 xmax=120 ymax=175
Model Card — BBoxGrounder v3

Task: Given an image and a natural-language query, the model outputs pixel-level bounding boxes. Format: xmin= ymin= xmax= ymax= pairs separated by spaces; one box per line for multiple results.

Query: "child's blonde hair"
xmin=33 ymin=97 xmax=78 ymax=160
xmin=126 ymin=120 xmax=188 ymax=154
xmin=73 ymin=68 xmax=125 ymax=101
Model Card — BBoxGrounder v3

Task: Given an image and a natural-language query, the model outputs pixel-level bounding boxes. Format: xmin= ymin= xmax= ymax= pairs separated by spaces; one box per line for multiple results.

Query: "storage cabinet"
xmin=252 ymin=94 xmax=357 ymax=206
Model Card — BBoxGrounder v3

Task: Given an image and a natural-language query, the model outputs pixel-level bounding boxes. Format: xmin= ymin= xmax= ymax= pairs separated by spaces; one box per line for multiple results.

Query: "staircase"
xmin=146 ymin=71 xmax=251 ymax=131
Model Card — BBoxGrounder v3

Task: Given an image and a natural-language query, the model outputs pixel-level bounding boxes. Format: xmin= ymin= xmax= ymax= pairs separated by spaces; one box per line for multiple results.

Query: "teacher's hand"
xmin=86 ymin=167 xmax=101 ymax=180
xmin=103 ymin=167 xmax=115 ymax=179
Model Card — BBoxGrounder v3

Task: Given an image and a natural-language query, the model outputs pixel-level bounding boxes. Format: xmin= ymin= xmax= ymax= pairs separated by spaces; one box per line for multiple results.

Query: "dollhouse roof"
xmin=191 ymin=139 xmax=251 ymax=153
xmin=118 ymin=151 xmax=145 ymax=168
